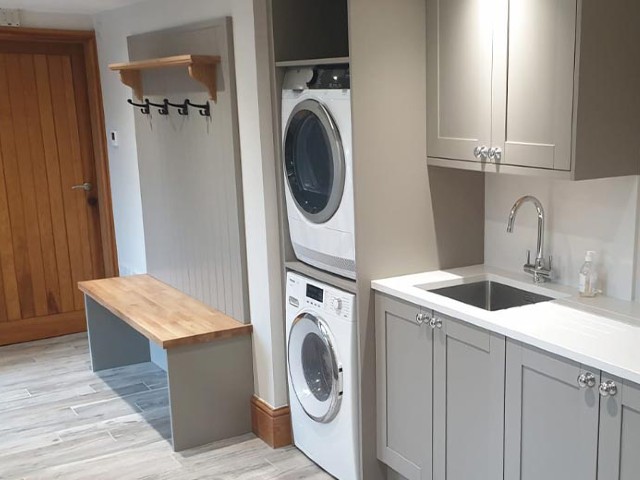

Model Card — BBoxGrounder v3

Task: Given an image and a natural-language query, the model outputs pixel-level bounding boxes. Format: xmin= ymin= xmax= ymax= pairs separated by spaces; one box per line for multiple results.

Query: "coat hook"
xmin=146 ymin=99 xmax=169 ymax=115
xmin=127 ymin=98 xmax=150 ymax=115
xmin=185 ymin=99 xmax=210 ymax=117
xmin=165 ymin=99 xmax=189 ymax=116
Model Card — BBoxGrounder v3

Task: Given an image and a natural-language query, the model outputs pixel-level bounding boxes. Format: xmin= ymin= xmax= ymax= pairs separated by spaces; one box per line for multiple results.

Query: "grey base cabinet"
xmin=433 ymin=315 xmax=505 ymax=480
xmin=375 ymin=294 xmax=433 ymax=480
xmin=375 ymin=294 xmax=506 ymax=480
xmin=376 ymin=293 xmax=640 ymax=480
xmin=504 ymin=341 xmax=600 ymax=479
xmin=598 ymin=376 xmax=640 ymax=480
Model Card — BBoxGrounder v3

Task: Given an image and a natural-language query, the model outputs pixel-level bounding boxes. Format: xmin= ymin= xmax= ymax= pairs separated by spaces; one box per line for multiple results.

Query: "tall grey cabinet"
xmin=375 ymin=295 xmax=433 ymax=480
xmin=433 ymin=315 xmax=505 ymax=480
xmin=504 ymin=341 xmax=600 ymax=479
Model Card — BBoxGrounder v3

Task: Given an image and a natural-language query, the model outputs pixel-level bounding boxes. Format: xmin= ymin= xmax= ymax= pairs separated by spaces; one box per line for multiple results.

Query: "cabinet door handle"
xmin=599 ymin=380 xmax=618 ymax=397
xmin=429 ymin=317 xmax=443 ymax=329
xmin=488 ymin=147 xmax=502 ymax=162
xmin=415 ymin=313 xmax=428 ymax=325
xmin=473 ymin=145 xmax=488 ymax=160
xmin=577 ymin=372 xmax=596 ymax=388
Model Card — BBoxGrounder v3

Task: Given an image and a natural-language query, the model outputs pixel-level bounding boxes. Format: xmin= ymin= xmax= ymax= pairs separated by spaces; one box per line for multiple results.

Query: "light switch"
xmin=109 ymin=130 xmax=119 ymax=147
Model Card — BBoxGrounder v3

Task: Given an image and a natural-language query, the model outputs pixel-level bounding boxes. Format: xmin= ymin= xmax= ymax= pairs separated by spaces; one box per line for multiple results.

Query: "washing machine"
xmin=285 ymin=271 xmax=360 ymax=479
xmin=282 ymin=65 xmax=356 ymax=279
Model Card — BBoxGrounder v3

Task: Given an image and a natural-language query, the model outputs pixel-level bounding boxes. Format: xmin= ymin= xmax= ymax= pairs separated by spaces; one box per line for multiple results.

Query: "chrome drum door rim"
xmin=288 ymin=312 xmax=342 ymax=423
xmin=283 ymin=99 xmax=346 ymax=224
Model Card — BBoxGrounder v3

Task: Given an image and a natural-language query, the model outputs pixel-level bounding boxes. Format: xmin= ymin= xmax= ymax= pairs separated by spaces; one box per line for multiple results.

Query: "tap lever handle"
xmin=526 ymin=250 xmax=531 ymax=265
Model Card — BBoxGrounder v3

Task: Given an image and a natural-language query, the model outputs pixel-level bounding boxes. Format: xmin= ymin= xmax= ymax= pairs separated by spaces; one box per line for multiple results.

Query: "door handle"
xmin=72 ymin=182 xmax=93 ymax=192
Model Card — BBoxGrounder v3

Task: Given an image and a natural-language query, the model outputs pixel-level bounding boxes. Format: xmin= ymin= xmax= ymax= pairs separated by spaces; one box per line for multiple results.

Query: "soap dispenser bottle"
xmin=578 ymin=251 xmax=599 ymax=297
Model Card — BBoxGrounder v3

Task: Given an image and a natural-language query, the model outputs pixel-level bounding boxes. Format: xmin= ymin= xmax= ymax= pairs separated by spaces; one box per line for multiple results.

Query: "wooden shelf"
xmin=109 ymin=54 xmax=220 ymax=102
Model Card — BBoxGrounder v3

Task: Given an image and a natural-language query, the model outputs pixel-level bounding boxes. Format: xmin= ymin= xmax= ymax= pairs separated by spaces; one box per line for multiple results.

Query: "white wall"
xmin=16 ymin=10 xmax=93 ymax=29
xmin=93 ymin=0 xmax=287 ymax=407
xmin=486 ymin=174 xmax=640 ymax=301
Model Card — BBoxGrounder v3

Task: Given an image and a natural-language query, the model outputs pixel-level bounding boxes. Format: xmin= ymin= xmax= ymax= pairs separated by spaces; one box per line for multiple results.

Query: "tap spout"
xmin=506 ymin=195 xmax=545 ymax=267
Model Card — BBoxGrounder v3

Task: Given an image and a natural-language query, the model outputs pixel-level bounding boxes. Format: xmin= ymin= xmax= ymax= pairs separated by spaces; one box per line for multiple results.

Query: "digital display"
xmin=306 ymin=284 xmax=324 ymax=303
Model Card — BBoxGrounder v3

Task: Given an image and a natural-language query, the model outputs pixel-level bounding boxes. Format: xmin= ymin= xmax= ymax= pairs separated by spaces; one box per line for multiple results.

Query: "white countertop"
xmin=372 ymin=265 xmax=640 ymax=384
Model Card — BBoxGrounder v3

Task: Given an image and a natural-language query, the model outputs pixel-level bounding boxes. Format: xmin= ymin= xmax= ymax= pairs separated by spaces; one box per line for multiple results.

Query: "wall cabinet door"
xmin=375 ymin=294 xmax=433 ymax=480
xmin=598 ymin=376 xmax=640 ymax=480
xmin=494 ymin=0 xmax=578 ymax=170
xmin=504 ymin=341 xmax=600 ymax=480
xmin=426 ymin=0 xmax=493 ymax=162
xmin=432 ymin=314 xmax=505 ymax=480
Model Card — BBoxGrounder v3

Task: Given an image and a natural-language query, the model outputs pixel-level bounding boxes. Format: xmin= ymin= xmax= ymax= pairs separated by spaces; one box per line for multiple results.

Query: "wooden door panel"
xmin=0 ymin=53 xmax=36 ymax=320
xmin=33 ymin=54 xmax=75 ymax=314
xmin=0 ymin=37 xmax=106 ymax=344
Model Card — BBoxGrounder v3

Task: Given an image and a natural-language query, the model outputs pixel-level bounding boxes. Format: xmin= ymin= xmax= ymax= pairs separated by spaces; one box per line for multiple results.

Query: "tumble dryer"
xmin=282 ymin=66 xmax=356 ymax=279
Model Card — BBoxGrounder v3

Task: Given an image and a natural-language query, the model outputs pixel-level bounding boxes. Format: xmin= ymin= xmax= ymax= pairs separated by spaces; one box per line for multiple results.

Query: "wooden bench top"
xmin=78 ymin=275 xmax=252 ymax=349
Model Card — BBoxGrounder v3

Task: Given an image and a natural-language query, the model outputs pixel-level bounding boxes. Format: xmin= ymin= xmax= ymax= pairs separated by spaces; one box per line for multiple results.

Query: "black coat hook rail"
xmin=127 ymin=98 xmax=210 ymax=118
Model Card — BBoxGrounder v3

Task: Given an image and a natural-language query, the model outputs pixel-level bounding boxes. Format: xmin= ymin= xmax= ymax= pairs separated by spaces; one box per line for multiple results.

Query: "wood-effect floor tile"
xmin=0 ymin=334 xmax=333 ymax=479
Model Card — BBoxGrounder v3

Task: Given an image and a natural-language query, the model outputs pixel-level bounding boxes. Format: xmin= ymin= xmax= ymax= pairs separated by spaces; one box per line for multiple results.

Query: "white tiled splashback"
xmin=485 ymin=174 xmax=640 ymax=301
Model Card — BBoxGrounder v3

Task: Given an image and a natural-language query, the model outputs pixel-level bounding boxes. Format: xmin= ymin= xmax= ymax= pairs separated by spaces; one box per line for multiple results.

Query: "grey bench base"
xmin=84 ymin=296 xmax=254 ymax=451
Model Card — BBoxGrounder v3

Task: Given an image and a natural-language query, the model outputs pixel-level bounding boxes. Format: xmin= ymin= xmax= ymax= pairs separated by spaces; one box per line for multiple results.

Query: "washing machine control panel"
xmin=302 ymin=282 xmax=353 ymax=320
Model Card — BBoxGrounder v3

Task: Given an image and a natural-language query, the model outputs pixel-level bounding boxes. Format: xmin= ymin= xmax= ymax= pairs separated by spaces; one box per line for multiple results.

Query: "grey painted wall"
xmin=129 ymin=19 xmax=249 ymax=323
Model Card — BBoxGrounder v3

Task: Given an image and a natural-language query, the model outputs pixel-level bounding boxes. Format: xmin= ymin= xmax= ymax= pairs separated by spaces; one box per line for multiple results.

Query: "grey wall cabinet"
xmin=426 ymin=0 xmax=640 ymax=179
xmin=504 ymin=341 xmax=600 ymax=479
xmin=433 ymin=314 xmax=505 ymax=480
xmin=598 ymin=375 xmax=640 ymax=480
xmin=375 ymin=294 xmax=433 ymax=480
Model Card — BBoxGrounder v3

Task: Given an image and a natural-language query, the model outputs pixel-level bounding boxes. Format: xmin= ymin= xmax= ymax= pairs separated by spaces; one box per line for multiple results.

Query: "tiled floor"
xmin=0 ymin=333 xmax=332 ymax=479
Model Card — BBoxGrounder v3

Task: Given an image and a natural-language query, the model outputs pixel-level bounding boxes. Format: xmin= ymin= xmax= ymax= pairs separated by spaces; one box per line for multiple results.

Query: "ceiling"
xmin=0 ymin=0 xmax=145 ymax=15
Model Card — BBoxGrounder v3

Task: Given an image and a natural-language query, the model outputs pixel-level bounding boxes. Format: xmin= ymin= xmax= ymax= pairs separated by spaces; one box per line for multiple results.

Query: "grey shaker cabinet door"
xmin=495 ymin=0 xmax=578 ymax=170
xmin=426 ymin=0 xmax=493 ymax=162
xmin=598 ymin=376 xmax=640 ymax=480
xmin=433 ymin=314 xmax=505 ymax=480
xmin=504 ymin=340 xmax=600 ymax=480
xmin=375 ymin=294 xmax=433 ymax=480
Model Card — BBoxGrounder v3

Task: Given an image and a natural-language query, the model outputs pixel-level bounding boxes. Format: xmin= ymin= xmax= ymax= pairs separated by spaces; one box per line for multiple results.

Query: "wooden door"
xmin=426 ymin=0 xmax=495 ymax=163
xmin=433 ymin=314 xmax=505 ymax=480
xmin=493 ymin=0 xmax=578 ymax=170
xmin=598 ymin=375 xmax=640 ymax=480
xmin=0 ymin=39 xmax=105 ymax=345
xmin=375 ymin=294 xmax=433 ymax=480
xmin=504 ymin=341 xmax=600 ymax=480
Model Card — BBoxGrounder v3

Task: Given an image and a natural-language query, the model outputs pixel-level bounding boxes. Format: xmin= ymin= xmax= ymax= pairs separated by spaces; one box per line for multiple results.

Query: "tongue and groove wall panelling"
xmin=129 ymin=18 xmax=249 ymax=324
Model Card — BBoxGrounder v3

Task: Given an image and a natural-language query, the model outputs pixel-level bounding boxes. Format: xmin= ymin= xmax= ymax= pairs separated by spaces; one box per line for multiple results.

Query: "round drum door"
xmin=284 ymin=99 xmax=346 ymax=224
xmin=288 ymin=312 xmax=342 ymax=423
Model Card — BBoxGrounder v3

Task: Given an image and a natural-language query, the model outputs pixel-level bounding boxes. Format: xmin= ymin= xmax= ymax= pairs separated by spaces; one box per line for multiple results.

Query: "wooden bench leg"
xmin=84 ymin=296 xmax=151 ymax=372
xmin=166 ymin=335 xmax=254 ymax=451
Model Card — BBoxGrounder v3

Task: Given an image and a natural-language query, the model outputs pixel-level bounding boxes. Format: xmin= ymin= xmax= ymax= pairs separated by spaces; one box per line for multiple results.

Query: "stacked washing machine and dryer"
xmin=282 ymin=65 xmax=361 ymax=480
